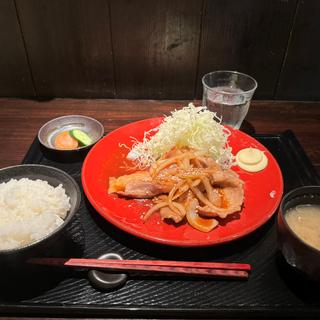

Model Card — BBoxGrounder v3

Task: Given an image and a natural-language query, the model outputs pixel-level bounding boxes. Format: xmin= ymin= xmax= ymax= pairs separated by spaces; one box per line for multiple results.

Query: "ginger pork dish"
xmin=108 ymin=104 xmax=244 ymax=233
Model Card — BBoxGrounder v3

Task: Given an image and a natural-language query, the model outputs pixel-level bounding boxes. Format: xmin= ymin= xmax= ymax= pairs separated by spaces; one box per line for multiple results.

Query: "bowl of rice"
xmin=0 ymin=164 xmax=81 ymax=262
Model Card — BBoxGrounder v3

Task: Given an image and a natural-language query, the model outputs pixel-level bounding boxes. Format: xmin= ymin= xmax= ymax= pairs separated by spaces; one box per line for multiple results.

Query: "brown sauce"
xmin=218 ymin=189 xmax=229 ymax=208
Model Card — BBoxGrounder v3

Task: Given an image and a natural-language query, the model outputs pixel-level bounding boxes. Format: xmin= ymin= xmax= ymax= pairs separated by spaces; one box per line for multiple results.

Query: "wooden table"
xmin=0 ymin=99 xmax=319 ymax=320
xmin=0 ymin=99 xmax=319 ymax=173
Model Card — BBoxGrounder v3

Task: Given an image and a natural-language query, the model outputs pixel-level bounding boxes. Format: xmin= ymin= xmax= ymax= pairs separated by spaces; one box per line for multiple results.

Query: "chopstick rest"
xmin=87 ymin=252 xmax=127 ymax=290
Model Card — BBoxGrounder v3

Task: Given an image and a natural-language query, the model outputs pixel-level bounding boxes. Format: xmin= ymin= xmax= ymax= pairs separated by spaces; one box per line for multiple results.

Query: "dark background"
xmin=1 ymin=0 xmax=319 ymax=100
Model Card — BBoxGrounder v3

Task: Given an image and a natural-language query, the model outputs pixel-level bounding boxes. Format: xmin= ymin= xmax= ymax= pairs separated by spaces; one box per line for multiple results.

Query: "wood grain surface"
xmin=2 ymin=0 xmax=320 ymax=100
xmin=0 ymin=0 xmax=34 ymax=97
xmin=15 ymin=0 xmax=115 ymax=98
xmin=0 ymin=99 xmax=319 ymax=174
xmin=197 ymin=0 xmax=297 ymax=99
xmin=277 ymin=0 xmax=320 ymax=99
xmin=110 ymin=0 xmax=202 ymax=99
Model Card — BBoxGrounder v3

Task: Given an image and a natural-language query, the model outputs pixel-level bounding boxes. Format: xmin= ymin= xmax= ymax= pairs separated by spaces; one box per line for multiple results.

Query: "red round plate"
xmin=82 ymin=118 xmax=283 ymax=247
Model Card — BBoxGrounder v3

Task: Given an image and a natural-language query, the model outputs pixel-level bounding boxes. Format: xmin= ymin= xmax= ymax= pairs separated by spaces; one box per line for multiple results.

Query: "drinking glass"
xmin=202 ymin=71 xmax=257 ymax=129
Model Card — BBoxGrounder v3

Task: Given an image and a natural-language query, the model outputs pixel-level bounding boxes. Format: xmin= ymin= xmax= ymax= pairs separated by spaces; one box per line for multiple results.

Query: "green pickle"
xmin=69 ymin=129 xmax=92 ymax=146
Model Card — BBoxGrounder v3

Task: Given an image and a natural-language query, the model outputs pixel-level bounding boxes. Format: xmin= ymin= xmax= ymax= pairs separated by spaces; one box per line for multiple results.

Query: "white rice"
xmin=0 ymin=178 xmax=71 ymax=250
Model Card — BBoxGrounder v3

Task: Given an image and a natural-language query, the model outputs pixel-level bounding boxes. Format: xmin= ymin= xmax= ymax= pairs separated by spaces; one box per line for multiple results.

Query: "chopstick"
xmin=28 ymin=258 xmax=251 ymax=279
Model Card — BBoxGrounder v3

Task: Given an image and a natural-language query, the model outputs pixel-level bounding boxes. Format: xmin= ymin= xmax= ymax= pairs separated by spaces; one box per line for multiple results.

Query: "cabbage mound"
xmin=128 ymin=103 xmax=234 ymax=169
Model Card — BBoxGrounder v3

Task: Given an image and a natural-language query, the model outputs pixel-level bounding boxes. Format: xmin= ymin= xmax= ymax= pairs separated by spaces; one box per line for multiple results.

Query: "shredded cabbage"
xmin=127 ymin=103 xmax=234 ymax=169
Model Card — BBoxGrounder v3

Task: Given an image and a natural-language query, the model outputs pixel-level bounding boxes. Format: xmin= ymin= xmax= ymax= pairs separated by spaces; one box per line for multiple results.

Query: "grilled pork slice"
xmin=108 ymin=171 xmax=173 ymax=198
xmin=199 ymin=169 xmax=244 ymax=218
xmin=108 ymin=165 xmax=244 ymax=218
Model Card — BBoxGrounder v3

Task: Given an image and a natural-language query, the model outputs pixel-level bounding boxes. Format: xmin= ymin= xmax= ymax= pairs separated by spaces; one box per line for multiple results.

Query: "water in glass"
xmin=203 ymin=86 xmax=249 ymax=129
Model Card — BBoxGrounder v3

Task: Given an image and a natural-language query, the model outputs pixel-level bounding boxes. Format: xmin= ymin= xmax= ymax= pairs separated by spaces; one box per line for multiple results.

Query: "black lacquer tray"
xmin=1 ymin=131 xmax=320 ymax=319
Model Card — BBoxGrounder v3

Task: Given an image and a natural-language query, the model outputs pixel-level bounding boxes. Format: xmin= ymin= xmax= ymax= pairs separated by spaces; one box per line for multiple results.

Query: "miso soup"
xmin=285 ymin=204 xmax=320 ymax=250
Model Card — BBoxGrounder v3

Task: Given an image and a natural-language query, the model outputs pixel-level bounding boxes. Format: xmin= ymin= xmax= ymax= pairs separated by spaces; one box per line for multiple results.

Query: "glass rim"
xmin=202 ymin=70 xmax=258 ymax=95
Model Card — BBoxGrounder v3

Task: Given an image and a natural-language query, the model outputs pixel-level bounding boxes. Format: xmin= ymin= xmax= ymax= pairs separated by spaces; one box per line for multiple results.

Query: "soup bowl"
xmin=277 ymin=185 xmax=320 ymax=281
